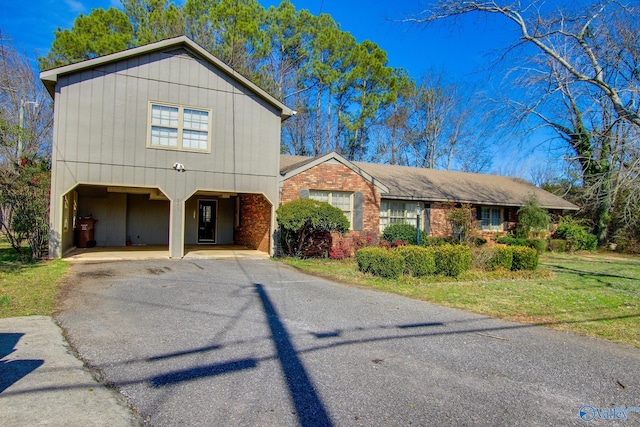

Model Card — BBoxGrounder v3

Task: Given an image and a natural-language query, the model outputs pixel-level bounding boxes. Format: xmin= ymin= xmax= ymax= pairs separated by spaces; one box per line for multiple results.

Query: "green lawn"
xmin=283 ymin=252 xmax=640 ymax=348
xmin=0 ymin=242 xmax=69 ymax=318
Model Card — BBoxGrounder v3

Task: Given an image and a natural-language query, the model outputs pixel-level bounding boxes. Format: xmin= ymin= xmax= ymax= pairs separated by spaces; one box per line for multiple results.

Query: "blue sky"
xmin=0 ymin=0 xmax=559 ymax=178
xmin=1 ymin=0 xmax=518 ymax=80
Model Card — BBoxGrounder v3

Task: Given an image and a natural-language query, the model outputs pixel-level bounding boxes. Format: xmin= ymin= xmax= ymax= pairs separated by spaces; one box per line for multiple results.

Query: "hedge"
xmin=511 ymin=246 xmax=539 ymax=271
xmin=356 ymin=247 xmax=405 ymax=279
xmin=394 ymin=246 xmax=436 ymax=277
xmin=486 ymin=246 xmax=513 ymax=271
xmin=433 ymin=244 xmax=472 ymax=277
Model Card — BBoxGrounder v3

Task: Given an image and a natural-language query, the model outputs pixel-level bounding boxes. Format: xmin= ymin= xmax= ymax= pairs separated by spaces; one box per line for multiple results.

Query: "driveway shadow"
xmin=0 ymin=333 xmax=44 ymax=393
xmin=255 ymin=283 xmax=333 ymax=427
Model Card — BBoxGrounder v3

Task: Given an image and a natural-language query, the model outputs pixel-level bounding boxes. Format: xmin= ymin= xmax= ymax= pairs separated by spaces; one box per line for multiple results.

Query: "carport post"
xmin=169 ymin=197 xmax=184 ymax=258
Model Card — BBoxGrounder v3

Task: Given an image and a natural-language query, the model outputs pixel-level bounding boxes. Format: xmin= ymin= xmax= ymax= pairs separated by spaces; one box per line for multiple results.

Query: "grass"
xmin=283 ymin=252 xmax=640 ymax=348
xmin=0 ymin=241 xmax=69 ymax=318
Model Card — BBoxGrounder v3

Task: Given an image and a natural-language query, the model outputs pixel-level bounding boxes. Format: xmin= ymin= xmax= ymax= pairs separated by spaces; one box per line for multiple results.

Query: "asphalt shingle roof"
xmin=280 ymin=154 xmax=578 ymax=210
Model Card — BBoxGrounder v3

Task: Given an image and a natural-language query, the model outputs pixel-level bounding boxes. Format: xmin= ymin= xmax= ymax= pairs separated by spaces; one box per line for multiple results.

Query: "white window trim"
xmin=309 ymin=190 xmax=354 ymax=229
xmin=380 ymin=200 xmax=419 ymax=232
xmin=147 ymin=101 xmax=212 ymax=153
xmin=480 ymin=206 xmax=503 ymax=231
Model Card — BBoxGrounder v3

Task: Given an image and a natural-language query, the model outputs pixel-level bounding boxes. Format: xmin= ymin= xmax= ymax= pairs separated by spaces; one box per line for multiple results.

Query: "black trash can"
xmin=76 ymin=218 xmax=97 ymax=248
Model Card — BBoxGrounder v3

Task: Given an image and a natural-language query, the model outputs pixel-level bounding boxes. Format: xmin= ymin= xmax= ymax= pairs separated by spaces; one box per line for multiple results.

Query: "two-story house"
xmin=41 ymin=36 xmax=295 ymax=258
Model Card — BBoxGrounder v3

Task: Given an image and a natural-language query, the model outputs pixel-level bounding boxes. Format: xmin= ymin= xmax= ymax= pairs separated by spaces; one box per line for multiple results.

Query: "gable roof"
xmin=40 ymin=36 xmax=296 ymax=120
xmin=280 ymin=152 xmax=389 ymax=193
xmin=280 ymin=153 xmax=578 ymax=210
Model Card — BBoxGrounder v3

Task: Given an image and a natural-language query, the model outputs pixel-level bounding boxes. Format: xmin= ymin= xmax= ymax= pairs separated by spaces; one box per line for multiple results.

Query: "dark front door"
xmin=198 ymin=200 xmax=217 ymax=243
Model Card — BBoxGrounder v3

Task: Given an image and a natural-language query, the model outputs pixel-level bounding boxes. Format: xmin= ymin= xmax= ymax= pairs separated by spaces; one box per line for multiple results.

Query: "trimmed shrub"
xmin=356 ymin=247 xmax=405 ymax=279
xmin=554 ymin=221 xmax=597 ymax=251
xmin=433 ymin=244 xmax=472 ymax=277
xmin=381 ymin=224 xmax=426 ymax=246
xmin=486 ymin=246 xmax=514 ymax=271
xmin=395 ymin=245 xmax=436 ymax=277
xmin=511 ymin=247 xmax=539 ymax=271
xmin=277 ymin=199 xmax=349 ymax=257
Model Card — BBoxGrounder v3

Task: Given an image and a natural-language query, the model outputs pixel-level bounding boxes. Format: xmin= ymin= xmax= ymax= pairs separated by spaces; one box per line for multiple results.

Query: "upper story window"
xmin=480 ymin=207 xmax=503 ymax=231
xmin=309 ymin=190 xmax=353 ymax=224
xmin=148 ymin=102 xmax=211 ymax=152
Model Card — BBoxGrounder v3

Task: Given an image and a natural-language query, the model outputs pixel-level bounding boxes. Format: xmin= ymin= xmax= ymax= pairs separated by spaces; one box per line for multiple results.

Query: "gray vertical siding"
xmin=49 ymin=47 xmax=283 ymax=258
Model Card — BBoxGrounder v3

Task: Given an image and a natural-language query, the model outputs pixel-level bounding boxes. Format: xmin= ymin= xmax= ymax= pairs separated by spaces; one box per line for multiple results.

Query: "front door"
xmin=198 ymin=200 xmax=217 ymax=243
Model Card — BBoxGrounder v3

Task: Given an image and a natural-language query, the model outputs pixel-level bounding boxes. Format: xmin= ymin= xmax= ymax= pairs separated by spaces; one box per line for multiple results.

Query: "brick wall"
xmin=235 ymin=193 xmax=271 ymax=253
xmin=428 ymin=202 xmax=454 ymax=237
xmin=280 ymin=162 xmax=382 ymax=238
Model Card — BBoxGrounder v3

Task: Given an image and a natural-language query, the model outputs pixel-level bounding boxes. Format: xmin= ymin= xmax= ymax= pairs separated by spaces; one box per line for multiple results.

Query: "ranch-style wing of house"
xmin=279 ymin=152 xmax=579 ymax=242
xmin=41 ymin=36 xmax=295 ymax=259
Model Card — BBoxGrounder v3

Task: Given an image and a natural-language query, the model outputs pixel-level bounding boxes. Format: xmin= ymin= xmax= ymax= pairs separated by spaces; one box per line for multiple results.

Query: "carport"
xmin=57 ymin=184 xmax=274 ymax=260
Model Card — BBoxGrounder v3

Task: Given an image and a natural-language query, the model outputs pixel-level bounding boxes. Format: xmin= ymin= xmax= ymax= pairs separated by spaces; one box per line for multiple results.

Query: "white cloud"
xmin=64 ymin=0 xmax=86 ymax=14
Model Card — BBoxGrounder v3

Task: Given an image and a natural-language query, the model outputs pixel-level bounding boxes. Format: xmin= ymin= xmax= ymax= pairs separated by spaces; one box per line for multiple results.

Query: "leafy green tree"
xmin=38 ymin=8 xmax=134 ymax=69
xmin=276 ymin=199 xmax=349 ymax=257
xmin=516 ymin=196 xmax=550 ymax=238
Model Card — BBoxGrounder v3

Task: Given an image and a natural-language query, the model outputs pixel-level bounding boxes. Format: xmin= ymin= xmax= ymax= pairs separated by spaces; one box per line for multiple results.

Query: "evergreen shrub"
xmin=395 ymin=245 xmax=436 ymax=276
xmin=381 ymin=224 xmax=426 ymax=246
xmin=433 ymin=244 xmax=472 ymax=277
xmin=356 ymin=247 xmax=405 ymax=279
xmin=486 ymin=246 xmax=513 ymax=271
xmin=511 ymin=247 xmax=539 ymax=271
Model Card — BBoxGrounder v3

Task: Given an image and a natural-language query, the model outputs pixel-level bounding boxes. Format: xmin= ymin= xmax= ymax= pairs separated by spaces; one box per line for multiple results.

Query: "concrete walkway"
xmin=0 ymin=316 xmax=140 ymax=427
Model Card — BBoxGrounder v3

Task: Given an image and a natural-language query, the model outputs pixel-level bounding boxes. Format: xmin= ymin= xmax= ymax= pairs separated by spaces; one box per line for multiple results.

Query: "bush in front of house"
xmin=554 ymin=220 xmax=597 ymax=251
xmin=526 ymin=238 xmax=548 ymax=254
xmin=394 ymin=245 xmax=436 ymax=277
xmin=511 ymin=246 xmax=539 ymax=271
xmin=381 ymin=224 xmax=426 ymax=246
xmin=277 ymin=199 xmax=349 ymax=257
xmin=486 ymin=246 xmax=514 ymax=271
xmin=433 ymin=244 xmax=472 ymax=277
xmin=356 ymin=247 xmax=405 ymax=279
xmin=328 ymin=238 xmax=351 ymax=260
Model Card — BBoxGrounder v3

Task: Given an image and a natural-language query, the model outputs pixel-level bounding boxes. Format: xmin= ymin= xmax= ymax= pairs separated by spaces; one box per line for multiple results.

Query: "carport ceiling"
xmin=74 ymin=185 xmax=168 ymax=201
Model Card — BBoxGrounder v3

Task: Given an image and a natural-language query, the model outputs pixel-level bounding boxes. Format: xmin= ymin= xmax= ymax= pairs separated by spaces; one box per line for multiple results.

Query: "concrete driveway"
xmin=56 ymin=258 xmax=640 ymax=426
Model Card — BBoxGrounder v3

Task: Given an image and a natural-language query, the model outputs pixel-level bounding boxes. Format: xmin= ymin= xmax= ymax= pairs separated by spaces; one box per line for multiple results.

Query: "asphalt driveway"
xmin=56 ymin=258 xmax=640 ymax=426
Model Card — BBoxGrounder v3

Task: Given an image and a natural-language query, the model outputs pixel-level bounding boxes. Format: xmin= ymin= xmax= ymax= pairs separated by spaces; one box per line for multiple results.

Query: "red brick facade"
xmin=280 ymin=162 xmax=382 ymax=246
xmin=234 ymin=193 xmax=271 ymax=253
xmin=428 ymin=202 xmax=455 ymax=237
